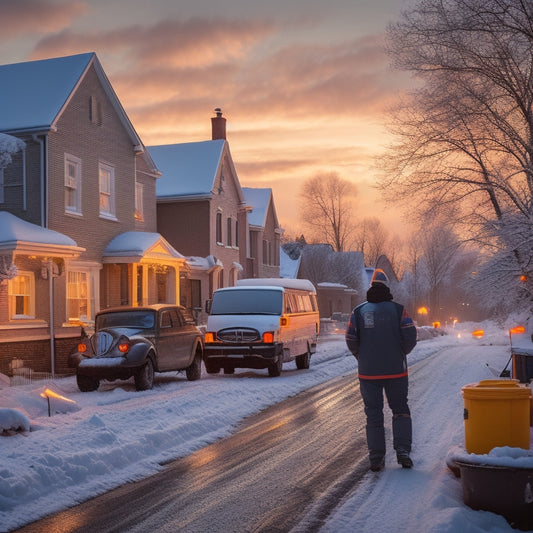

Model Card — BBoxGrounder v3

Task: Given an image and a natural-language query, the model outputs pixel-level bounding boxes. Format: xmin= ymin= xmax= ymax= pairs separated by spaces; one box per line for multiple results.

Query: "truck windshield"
xmin=96 ymin=311 xmax=155 ymax=330
xmin=210 ymin=289 xmax=282 ymax=315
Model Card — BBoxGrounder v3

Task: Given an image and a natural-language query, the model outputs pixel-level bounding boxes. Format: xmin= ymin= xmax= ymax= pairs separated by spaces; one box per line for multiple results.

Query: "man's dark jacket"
xmin=345 ymin=287 xmax=417 ymax=380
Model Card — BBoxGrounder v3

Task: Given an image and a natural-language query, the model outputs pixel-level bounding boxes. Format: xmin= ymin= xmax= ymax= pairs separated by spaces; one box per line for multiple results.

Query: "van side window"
xmin=284 ymin=294 xmax=292 ymax=314
xmin=287 ymin=293 xmax=299 ymax=314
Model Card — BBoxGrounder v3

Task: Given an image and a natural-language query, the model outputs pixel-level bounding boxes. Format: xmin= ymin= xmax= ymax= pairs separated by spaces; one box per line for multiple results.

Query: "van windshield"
xmin=210 ymin=289 xmax=283 ymax=315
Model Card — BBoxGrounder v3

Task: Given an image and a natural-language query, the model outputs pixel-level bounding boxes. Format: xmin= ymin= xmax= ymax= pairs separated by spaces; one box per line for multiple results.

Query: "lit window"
xmin=67 ymin=270 xmax=89 ymax=321
xmin=99 ymin=163 xmax=115 ymax=218
xmin=135 ymin=181 xmax=144 ymax=221
xmin=65 ymin=154 xmax=82 ymax=214
xmin=9 ymin=272 xmax=35 ymax=319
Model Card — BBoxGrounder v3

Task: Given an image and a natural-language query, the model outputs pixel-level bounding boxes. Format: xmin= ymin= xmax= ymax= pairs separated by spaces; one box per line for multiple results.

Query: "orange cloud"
xmin=20 ymin=12 xmax=408 ymax=237
xmin=0 ymin=0 xmax=88 ymax=41
xmin=30 ymin=17 xmax=276 ymax=68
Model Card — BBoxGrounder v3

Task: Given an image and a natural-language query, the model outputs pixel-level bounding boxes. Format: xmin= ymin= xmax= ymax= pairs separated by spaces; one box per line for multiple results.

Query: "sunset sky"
xmin=0 ymin=0 xmax=413 ymax=239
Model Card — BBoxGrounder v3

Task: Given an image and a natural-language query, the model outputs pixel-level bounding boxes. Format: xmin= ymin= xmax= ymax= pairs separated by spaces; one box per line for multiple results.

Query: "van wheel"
xmin=296 ymin=349 xmax=311 ymax=370
xmin=268 ymin=356 xmax=282 ymax=377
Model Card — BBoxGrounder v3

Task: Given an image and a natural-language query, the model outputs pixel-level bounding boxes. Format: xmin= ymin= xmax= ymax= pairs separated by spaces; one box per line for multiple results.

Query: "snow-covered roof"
xmin=237 ymin=277 xmax=316 ymax=292
xmin=0 ymin=53 xmax=156 ymax=169
xmin=102 ymin=232 xmax=185 ymax=263
xmin=0 ymin=53 xmax=93 ymax=133
xmin=148 ymin=140 xmax=226 ymax=199
xmin=280 ymin=247 xmax=301 ymax=279
xmin=242 ymin=187 xmax=271 ymax=228
xmin=0 ymin=211 xmax=84 ymax=256
xmin=186 ymin=254 xmax=223 ymax=271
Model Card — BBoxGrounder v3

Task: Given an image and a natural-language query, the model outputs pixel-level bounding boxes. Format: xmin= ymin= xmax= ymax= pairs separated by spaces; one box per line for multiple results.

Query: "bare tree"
xmin=352 ymin=217 xmax=391 ymax=266
xmin=299 ymin=172 xmax=357 ymax=252
xmin=382 ymin=0 xmax=533 ymax=311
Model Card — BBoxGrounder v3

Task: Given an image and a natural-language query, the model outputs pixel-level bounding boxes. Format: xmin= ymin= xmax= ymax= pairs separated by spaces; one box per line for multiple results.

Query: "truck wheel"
xmin=76 ymin=374 xmax=99 ymax=392
xmin=135 ymin=358 xmax=154 ymax=391
xmin=296 ymin=348 xmax=311 ymax=370
xmin=268 ymin=356 xmax=282 ymax=377
xmin=223 ymin=366 xmax=235 ymax=375
xmin=186 ymin=350 xmax=202 ymax=381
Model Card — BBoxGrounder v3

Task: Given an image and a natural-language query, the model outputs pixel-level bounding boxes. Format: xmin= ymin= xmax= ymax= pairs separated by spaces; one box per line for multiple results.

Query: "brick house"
xmin=242 ymin=187 xmax=281 ymax=278
xmin=148 ymin=110 xmax=252 ymax=322
xmin=0 ymin=53 xmax=185 ymax=376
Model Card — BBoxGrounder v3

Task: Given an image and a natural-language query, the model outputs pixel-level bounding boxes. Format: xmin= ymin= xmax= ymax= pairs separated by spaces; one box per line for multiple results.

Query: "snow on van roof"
xmin=236 ymin=278 xmax=316 ymax=292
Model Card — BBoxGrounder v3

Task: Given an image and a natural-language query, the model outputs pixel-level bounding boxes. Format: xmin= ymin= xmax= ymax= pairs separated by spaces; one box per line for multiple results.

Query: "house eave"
xmin=0 ymin=126 xmax=51 ymax=136
xmin=1 ymin=241 xmax=86 ymax=258
xmin=157 ymin=193 xmax=213 ymax=203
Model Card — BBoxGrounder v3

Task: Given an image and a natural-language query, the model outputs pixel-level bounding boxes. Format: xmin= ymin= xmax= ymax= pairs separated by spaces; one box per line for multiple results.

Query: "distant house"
xmin=149 ymin=110 xmax=254 ymax=322
xmin=242 ymin=187 xmax=281 ymax=279
xmin=284 ymin=243 xmax=367 ymax=318
xmin=0 ymin=53 xmax=185 ymax=376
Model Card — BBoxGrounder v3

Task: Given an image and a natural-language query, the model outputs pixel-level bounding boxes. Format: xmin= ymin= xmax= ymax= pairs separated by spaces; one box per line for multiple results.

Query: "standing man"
xmin=345 ymin=269 xmax=417 ymax=472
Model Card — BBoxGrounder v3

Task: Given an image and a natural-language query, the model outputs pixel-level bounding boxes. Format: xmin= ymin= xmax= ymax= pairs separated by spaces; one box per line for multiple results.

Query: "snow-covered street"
xmin=1 ymin=321 xmax=532 ymax=532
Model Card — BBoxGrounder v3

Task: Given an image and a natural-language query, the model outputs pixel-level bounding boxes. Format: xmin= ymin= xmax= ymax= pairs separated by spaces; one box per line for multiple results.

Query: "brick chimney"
xmin=211 ymin=107 xmax=226 ymax=140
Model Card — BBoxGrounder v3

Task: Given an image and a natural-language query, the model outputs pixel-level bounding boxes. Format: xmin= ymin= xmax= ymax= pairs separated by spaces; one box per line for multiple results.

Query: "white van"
xmin=204 ymin=278 xmax=319 ymax=376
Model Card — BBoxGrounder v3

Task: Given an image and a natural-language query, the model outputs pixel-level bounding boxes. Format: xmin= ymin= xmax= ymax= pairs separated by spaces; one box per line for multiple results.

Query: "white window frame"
xmin=66 ymin=264 xmax=100 ymax=323
xmin=99 ymin=162 xmax=116 ymax=219
xmin=135 ymin=181 xmax=144 ymax=221
xmin=67 ymin=270 xmax=90 ymax=323
xmin=8 ymin=271 xmax=35 ymax=319
xmin=65 ymin=154 xmax=82 ymax=214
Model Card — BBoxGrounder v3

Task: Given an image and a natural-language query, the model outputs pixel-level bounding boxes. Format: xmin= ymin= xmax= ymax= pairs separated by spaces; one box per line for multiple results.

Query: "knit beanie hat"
xmin=370 ymin=268 xmax=389 ymax=287
xmin=367 ymin=269 xmax=392 ymax=302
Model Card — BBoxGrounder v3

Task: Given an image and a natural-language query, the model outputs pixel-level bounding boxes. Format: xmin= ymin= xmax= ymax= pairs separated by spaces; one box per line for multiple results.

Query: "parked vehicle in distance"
xmin=204 ymin=278 xmax=319 ymax=377
xmin=69 ymin=305 xmax=204 ymax=391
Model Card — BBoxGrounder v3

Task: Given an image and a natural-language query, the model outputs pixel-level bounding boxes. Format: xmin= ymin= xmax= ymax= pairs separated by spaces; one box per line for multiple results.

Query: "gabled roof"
xmin=242 ymin=187 xmax=279 ymax=229
xmin=148 ymin=140 xmax=224 ymax=199
xmin=0 ymin=53 xmax=157 ymax=171
xmin=0 ymin=211 xmax=84 ymax=257
xmin=0 ymin=53 xmax=92 ymax=133
xmin=148 ymin=140 xmax=245 ymax=203
xmin=280 ymin=247 xmax=301 ymax=279
xmin=102 ymin=232 xmax=185 ymax=264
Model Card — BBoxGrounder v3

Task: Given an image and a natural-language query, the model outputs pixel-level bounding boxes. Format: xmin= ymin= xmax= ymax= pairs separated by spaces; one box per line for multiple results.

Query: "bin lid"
xmin=462 ymin=379 xmax=532 ymax=399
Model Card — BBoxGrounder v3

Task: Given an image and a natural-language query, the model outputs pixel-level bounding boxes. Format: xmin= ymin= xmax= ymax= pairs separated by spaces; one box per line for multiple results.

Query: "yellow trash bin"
xmin=462 ymin=379 xmax=531 ymax=454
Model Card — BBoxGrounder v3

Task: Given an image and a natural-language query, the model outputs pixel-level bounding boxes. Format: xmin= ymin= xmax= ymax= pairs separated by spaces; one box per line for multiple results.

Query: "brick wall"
xmin=0 ymin=335 xmax=79 ymax=376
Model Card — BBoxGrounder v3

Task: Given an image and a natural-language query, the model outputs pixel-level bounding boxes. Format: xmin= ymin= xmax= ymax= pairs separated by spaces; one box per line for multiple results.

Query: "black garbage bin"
xmin=512 ymin=348 xmax=533 ymax=383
